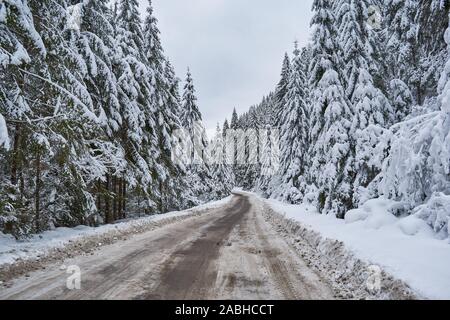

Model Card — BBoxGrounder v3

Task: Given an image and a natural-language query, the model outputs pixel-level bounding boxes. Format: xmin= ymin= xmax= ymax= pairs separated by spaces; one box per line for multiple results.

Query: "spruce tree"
xmin=308 ymin=0 xmax=353 ymax=217
xmin=211 ymin=124 xmax=233 ymax=197
xmin=181 ymin=69 xmax=213 ymax=202
xmin=274 ymin=53 xmax=291 ymax=128
xmin=277 ymin=44 xmax=310 ymax=203
xmin=335 ymin=0 xmax=394 ymax=206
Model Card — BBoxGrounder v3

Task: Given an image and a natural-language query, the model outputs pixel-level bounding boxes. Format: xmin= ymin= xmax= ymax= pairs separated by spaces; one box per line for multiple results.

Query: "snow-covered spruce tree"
xmin=388 ymin=79 xmax=414 ymax=123
xmin=0 ymin=0 xmax=204 ymax=238
xmin=335 ymin=0 xmax=395 ymax=207
xmin=163 ymin=60 xmax=194 ymax=210
xmin=378 ymin=16 xmax=450 ymax=237
xmin=0 ymin=0 xmax=114 ymax=234
xmin=273 ymin=53 xmax=291 ymax=128
xmin=112 ymin=0 xmax=161 ymax=216
xmin=311 ymin=70 xmax=354 ymax=218
xmin=385 ymin=0 xmax=449 ymax=107
xmin=0 ymin=0 xmax=46 ymax=237
xmin=30 ymin=0 xmax=117 ymax=230
xmin=240 ymin=107 xmax=260 ymax=190
xmin=414 ymin=0 xmax=450 ymax=104
xmin=335 ymin=0 xmax=377 ymax=98
xmin=385 ymin=0 xmax=420 ymax=106
xmin=308 ymin=0 xmax=341 ymax=148
xmin=222 ymin=119 xmax=230 ymax=138
xmin=181 ymin=69 xmax=207 ymax=162
xmin=68 ymin=0 xmax=131 ymax=225
xmin=229 ymin=107 xmax=246 ymax=185
xmin=350 ymin=68 xmax=394 ymax=205
xmin=211 ymin=124 xmax=233 ymax=198
xmin=221 ymin=117 xmax=236 ymax=187
xmin=230 ymin=108 xmax=239 ymax=131
xmin=143 ymin=0 xmax=185 ymax=213
xmin=256 ymin=127 xmax=280 ymax=197
xmin=308 ymin=0 xmax=354 ymax=218
xmin=181 ymin=69 xmax=214 ymax=202
xmin=274 ymin=44 xmax=310 ymax=204
xmin=164 ymin=60 xmax=183 ymax=117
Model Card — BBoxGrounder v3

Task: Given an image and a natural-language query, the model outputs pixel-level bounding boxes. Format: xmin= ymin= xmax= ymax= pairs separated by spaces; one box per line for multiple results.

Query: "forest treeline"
xmin=216 ymin=0 xmax=450 ymax=237
xmin=0 ymin=0 xmax=224 ymax=238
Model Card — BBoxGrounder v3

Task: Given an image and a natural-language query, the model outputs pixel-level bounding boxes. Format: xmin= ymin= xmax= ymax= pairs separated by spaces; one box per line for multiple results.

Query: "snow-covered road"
xmin=0 ymin=193 xmax=333 ymax=300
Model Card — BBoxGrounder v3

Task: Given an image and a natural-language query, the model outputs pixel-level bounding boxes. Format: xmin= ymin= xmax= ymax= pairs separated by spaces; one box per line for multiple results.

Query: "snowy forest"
xmin=0 ymin=0 xmax=224 ymax=238
xmin=218 ymin=0 xmax=450 ymax=237
xmin=1 ymin=0 xmax=450 ymax=241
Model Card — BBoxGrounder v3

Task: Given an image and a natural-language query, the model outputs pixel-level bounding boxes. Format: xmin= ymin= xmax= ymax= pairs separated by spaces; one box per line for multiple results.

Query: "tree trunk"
xmin=122 ymin=180 xmax=126 ymax=219
xmin=35 ymin=150 xmax=41 ymax=232
xmin=96 ymin=181 xmax=102 ymax=224
xmin=159 ymin=180 xmax=163 ymax=213
xmin=11 ymin=124 xmax=21 ymax=185
xmin=19 ymin=172 xmax=25 ymax=201
xmin=117 ymin=178 xmax=123 ymax=219
xmin=105 ymin=174 xmax=111 ymax=224
xmin=112 ymin=176 xmax=117 ymax=221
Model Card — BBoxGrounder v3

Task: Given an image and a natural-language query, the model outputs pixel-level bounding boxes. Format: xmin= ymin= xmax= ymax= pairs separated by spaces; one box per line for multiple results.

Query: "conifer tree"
xmin=211 ymin=124 xmax=233 ymax=197
xmin=274 ymin=53 xmax=291 ymax=128
xmin=308 ymin=0 xmax=354 ymax=217
xmin=181 ymin=69 xmax=213 ymax=202
xmin=277 ymin=44 xmax=310 ymax=203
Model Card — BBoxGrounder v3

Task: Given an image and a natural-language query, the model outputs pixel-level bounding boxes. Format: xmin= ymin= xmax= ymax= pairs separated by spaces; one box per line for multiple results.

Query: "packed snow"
xmin=263 ymin=195 xmax=450 ymax=299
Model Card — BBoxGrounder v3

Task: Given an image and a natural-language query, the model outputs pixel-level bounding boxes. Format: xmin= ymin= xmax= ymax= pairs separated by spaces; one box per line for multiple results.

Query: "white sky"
xmin=137 ymin=0 xmax=314 ymax=135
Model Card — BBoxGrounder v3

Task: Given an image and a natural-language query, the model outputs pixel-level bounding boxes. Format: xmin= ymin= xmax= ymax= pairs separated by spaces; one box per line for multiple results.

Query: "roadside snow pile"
xmin=0 ymin=196 xmax=231 ymax=268
xmin=264 ymin=196 xmax=450 ymax=300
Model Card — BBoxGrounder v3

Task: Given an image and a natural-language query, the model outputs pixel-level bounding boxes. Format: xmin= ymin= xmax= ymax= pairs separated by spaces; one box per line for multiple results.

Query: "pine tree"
xmin=0 ymin=0 xmax=210 ymax=238
xmin=113 ymin=0 xmax=161 ymax=215
xmin=335 ymin=0 xmax=394 ymax=207
xmin=385 ymin=0 xmax=420 ymax=104
xmin=277 ymin=44 xmax=310 ymax=203
xmin=180 ymin=69 xmax=213 ymax=202
xmin=222 ymin=119 xmax=230 ymax=138
xmin=211 ymin=124 xmax=233 ymax=197
xmin=378 ymin=15 xmax=450 ymax=235
xmin=335 ymin=0 xmax=377 ymax=98
xmin=256 ymin=127 xmax=280 ymax=197
xmin=71 ymin=0 xmax=130 ymax=223
xmin=388 ymin=79 xmax=414 ymax=122
xmin=308 ymin=0 xmax=354 ymax=217
xmin=274 ymin=53 xmax=291 ymax=128
xmin=229 ymin=108 xmax=243 ymax=184
xmin=415 ymin=0 xmax=450 ymax=103
xmin=309 ymin=0 xmax=342 ymax=147
xmin=0 ymin=0 xmax=46 ymax=236
xmin=181 ymin=69 xmax=206 ymax=163
xmin=143 ymin=0 xmax=183 ymax=213
xmin=230 ymin=108 xmax=239 ymax=130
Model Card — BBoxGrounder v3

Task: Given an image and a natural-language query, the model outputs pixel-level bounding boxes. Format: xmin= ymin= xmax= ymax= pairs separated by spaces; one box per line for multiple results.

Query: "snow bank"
xmin=263 ymin=196 xmax=450 ymax=300
xmin=0 ymin=196 xmax=231 ymax=267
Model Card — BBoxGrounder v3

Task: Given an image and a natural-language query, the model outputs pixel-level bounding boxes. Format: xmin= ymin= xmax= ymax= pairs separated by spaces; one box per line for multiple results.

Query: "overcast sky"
xmin=137 ymin=0 xmax=314 ymax=135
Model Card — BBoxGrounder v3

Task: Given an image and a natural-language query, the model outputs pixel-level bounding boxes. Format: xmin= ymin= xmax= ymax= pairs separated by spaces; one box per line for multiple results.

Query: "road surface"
xmin=0 ymin=194 xmax=334 ymax=300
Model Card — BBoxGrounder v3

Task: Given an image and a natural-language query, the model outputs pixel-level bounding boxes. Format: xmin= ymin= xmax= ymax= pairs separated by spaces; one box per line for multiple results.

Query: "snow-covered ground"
xmin=0 ymin=197 xmax=231 ymax=268
xmin=261 ymin=195 xmax=450 ymax=300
